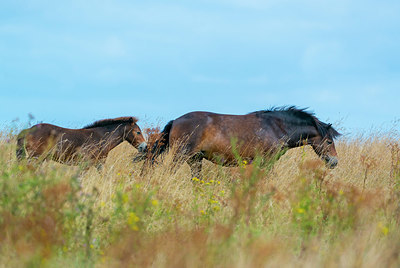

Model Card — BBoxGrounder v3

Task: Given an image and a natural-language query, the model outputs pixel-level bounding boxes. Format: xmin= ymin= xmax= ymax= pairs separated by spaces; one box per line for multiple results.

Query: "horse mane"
xmin=83 ymin=116 xmax=138 ymax=129
xmin=250 ymin=106 xmax=341 ymax=139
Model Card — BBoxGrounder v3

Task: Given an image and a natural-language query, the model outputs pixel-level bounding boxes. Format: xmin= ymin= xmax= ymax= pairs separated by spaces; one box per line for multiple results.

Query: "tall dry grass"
xmin=0 ymin=126 xmax=399 ymax=267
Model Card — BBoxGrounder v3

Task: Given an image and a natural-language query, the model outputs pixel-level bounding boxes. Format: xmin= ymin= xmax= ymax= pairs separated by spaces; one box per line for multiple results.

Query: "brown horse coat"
xmin=150 ymin=107 xmax=340 ymax=177
xmin=17 ymin=117 xmax=147 ymax=167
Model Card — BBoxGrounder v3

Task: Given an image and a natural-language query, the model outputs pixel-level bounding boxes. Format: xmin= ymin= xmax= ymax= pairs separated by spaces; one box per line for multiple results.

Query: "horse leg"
xmin=139 ymin=157 xmax=152 ymax=177
xmin=187 ymin=153 xmax=204 ymax=179
xmin=96 ymin=162 xmax=104 ymax=173
xmin=23 ymin=145 xmax=48 ymax=169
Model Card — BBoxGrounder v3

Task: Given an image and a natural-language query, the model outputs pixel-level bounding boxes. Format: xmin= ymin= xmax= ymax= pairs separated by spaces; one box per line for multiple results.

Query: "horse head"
xmin=123 ymin=117 xmax=147 ymax=153
xmin=309 ymin=123 xmax=340 ymax=169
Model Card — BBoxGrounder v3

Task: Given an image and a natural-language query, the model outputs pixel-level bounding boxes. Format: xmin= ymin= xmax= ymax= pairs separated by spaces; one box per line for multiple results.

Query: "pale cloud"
xmin=313 ymin=90 xmax=342 ymax=103
xmin=191 ymin=74 xmax=231 ymax=84
xmin=102 ymin=36 xmax=127 ymax=58
xmin=301 ymin=42 xmax=347 ymax=74
xmin=365 ymin=86 xmax=383 ymax=96
xmin=191 ymin=74 xmax=268 ymax=85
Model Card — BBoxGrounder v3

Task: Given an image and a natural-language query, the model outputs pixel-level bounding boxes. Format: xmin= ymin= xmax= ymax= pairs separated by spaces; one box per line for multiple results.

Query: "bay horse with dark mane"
xmin=17 ymin=117 xmax=147 ymax=168
xmin=147 ymin=107 xmax=340 ymax=178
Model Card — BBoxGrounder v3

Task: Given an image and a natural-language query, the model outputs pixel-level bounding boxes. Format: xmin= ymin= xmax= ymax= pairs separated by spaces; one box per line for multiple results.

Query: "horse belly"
xmin=200 ymin=131 xmax=242 ymax=165
xmin=200 ymin=129 xmax=278 ymax=165
xmin=53 ymin=135 xmax=102 ymax=164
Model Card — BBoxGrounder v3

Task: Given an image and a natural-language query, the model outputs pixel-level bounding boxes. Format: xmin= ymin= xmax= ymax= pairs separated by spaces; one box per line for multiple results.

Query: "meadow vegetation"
xmin=0 ymin=124 xmax=400 ymax=267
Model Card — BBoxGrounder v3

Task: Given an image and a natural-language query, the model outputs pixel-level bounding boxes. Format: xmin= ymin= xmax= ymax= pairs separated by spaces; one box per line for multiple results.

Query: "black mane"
xmin=250 ymin=106 xmax=341 ymax=139
xmin=83 ymin=116 xmax=137 ymax=129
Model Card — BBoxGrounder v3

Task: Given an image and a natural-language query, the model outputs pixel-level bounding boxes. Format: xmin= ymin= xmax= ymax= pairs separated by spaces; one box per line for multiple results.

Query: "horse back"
xmin=170 ymin=112 xmax=258 ymax=150
xmin=169 ymin=111 xmax=288 ymax=159
xmin=25 ymin=123 xmax=84 ymax=141
xmin=21 ymin=124 xmax=91 ymax=160
xmin=169 ymin=112 xmax=211 ymax=144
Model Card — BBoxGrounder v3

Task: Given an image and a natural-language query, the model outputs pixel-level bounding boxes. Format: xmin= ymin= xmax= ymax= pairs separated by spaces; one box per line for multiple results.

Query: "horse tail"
xmin=151 ymin=120 xmax=173 ymax=158
xmin=16 ymin=130 xmax=28 ymax=161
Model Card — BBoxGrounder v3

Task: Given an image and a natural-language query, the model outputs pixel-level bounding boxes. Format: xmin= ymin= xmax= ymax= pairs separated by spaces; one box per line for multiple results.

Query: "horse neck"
xmin=92 ymin=124 xmax=126 ymax=151
xmin=286 ymin=124 xmax=319 ymax=148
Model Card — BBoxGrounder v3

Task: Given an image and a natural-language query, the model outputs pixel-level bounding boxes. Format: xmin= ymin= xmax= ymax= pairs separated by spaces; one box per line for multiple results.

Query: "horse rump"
xmin=16 ymin=130 xmax=27 ymax=161
xmin=151 ymin=120 xmax=173 ymax=157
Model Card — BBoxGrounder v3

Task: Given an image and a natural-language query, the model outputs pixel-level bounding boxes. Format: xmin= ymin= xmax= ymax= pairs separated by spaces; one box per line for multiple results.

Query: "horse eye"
xmin=327 ymin=140 xmax=333 ymax=145
xmin=137 ymin=132 xmax=141 ymax=135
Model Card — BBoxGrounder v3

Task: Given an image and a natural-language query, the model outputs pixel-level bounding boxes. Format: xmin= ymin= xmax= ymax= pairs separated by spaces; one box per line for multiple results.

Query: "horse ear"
xmin=328 ymin=123 xmax=332 ymax=128
xmin=129 ymin=117 xmax=138 ymax=124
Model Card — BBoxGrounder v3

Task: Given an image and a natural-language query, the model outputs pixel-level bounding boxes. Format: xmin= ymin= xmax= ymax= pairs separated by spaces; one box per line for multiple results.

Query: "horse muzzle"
xmin=324 ymin=156 xmax=338 ymax=169
xmin=137 ymin=142 xmax=147 ymax=153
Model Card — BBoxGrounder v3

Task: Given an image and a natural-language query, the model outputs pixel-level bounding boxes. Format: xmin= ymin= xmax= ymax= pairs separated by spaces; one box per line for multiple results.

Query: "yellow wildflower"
xmin=127 ymin=212 xmax=140 ymax=226
xmin=151 ymin=199 xmax=159 ymax=206
xmin=382 ymin=227 xmax=389 ymax=235
xmin=297 ymin=208 xmax=305 ymax=214
xmin=122 ymin=193 xmax=129 ymax=204
xmin=378 ymin=222 xmax=389 ymax=236
xmin=127 ymin=211 xmax=140 ymax=231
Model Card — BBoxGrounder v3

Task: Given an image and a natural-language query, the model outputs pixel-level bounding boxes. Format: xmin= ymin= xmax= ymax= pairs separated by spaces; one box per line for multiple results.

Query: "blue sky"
xmin=1 ymin=0 xmax=399 ymax=134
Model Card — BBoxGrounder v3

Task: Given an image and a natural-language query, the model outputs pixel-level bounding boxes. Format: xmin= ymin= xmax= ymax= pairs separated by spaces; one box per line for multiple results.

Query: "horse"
xmin=16 ymin=116 xmax=147 ymax=169
xmin=147 ymin=107 xmax=341 ymax=178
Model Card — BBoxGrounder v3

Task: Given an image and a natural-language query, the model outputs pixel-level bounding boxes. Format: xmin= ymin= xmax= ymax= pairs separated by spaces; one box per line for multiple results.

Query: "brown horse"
xmin=148 ymin=107 xmax=340 ymax=178
xmin=17 ymin=117 xmax=147 ymax=168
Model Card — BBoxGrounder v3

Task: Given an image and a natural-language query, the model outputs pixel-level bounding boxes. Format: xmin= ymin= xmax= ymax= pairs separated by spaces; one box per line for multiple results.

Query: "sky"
xmin=1 ymin=0 xmax=399 ymax=135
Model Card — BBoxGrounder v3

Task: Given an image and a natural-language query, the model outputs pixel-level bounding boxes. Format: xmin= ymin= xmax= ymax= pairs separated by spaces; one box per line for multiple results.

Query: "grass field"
xmin=1 ymin=125 xmax=400 ymax=267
